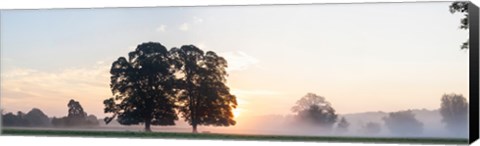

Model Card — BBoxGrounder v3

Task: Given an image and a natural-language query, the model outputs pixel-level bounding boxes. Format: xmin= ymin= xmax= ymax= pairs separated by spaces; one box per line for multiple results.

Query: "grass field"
xmin=1 ymin=128 xmax=468 ymax=145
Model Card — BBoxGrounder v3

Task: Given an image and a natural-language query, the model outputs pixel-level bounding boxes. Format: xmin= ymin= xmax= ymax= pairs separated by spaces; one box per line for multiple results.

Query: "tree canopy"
xmin=170 ymin=45 xmax=237 ymax=133
xmin=439 ymin=93 xmax=468 ymax=135
xmin=103 ymin=42 xmax=179 ymax=132
xmin=291 ymin=93 xmax=338 ymax=129
xmin=68 ymin=99 xmax=87 ymax=119
xmin=383 ymin=110 xmax=423 ymax=136
xmin=52 ymin=99 xmax=99 ymax=127
xmin=2 ymin=108 xmax=50 ymax=127
xmin=359 ymin=122 xmax=381 ymax=135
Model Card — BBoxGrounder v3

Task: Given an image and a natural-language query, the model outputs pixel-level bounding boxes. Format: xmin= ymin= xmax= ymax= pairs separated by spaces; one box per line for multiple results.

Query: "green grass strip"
xmin=1 ymin=129 xmax=468 ymax=145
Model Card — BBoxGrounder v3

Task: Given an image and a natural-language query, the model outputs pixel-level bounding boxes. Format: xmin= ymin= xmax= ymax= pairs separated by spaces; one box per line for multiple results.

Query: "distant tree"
xmin=2 ymin=112 xmax=23 ymax=126
xmin=170 ymin=45 xmax=237 ymax=133
xmin=359 ymin=122 xmax=381 ymax=135
xmin=449 ymin=1 xmax=469 ymax=49
xmin=68 ymin=99 xmax=87 ymax=119
xmin=16 ymin=111 xmax=30 ymax=126
xmin=291 ymin=93 xmax=338 ymax=129
xmin=50 ymin=100 xmax=99 ymax=127
xmin=65 ymin=99 xmax=88 ymax=126
xmin=336 ymin=117 xmax=350 ymax=133
xmin=86 ymin=115 xmax=100 ymax=125
xmin=2 ymin=111 xmax=36 ymax=127
xmin=439 ymin=93 xmax=468 ymax=134
xmin=103 ymin=42 xmax=178 ymax=132
xmin=51 ymin=117 xmax=66 ymax=127
xmin=25 ymin=108 xmax=51 ymax=127
xmin=383 ymin=110 xmax=423 ymax=136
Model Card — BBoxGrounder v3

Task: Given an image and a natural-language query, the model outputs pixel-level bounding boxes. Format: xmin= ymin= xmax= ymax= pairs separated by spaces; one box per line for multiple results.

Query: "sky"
xmin=0 ymin=2 xmax=469 ymax=120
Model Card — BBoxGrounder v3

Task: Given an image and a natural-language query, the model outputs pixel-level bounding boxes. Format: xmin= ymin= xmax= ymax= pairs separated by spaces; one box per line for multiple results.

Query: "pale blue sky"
xmin=0 ymin=2 xmax=469 ymax=118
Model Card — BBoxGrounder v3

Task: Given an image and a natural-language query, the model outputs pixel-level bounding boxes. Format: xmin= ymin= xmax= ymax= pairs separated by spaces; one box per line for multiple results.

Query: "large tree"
xmin=449 ymin=1 xmax=469 ymax=49
xmin=439 ymin=93 xmax=468 ymax=135
xmin=170 ymin=45 xmax=237 ymax=133
xmin=103 ymin=42 xmax=178 ymax=132
xmin=291 ymin=93 xmax=338 ymax=129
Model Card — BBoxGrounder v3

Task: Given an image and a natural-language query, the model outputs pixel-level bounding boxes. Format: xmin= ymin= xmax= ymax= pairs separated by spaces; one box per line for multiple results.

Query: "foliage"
xmin=103 ymin=42 xmax=178 ymax=132
xmin=449 ymin=1 xmax=469 ymax=49
xmin=170 ymin=45 xmax=237 ymax=133
xmin=25 ymin=108 xmax=51 ymax=127
xmin=383 ymin=110 xmax=423 ymax=136
xmin=52 ymin=99 xmax=99 ymax=127
xmin=291 ymin=93 xmax=338 ymax=129
xmin=1 ymin=108 xmax=50 ymax=127
xmin=439 ymin=93 xmax=468 ymax=134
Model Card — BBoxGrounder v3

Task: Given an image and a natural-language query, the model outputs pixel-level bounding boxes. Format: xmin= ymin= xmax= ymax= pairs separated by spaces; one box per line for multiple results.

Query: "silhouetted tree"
xmin=2 ymin=108 xmax=50 ymax=127
xmin=359 ymin=122 xmax=381 ymax=135
xmin=86 ymin=115 xmax=100 ymax=125
xmin=2 ymin=112 xmax=29 ymax=127
xmin=291 ymin=93 xmax=338 ymax=129
xmin=440 ymin=93 xmax=468 ymax=135
xmin=51 ymin=117 xmax=67 ymax=127
xmin=170 ymin=45 xmax=237 ymax=133
xmin=450 ymin=1 xmax=469 ymax=49
xmin=65 ymin=99 xmax=88 ymax=126
xmin=383 ymin=110 xmax=423 ymax=136
xmin=336 ymin=117 xmax=350 ymax=133
xmin=103 ymin=42 xmax=178 ymax=132
xmin=50 ymin=100 xmax=99 ymax=127
xmin=16 ymin=111 xmax=30 ymax=126
xmin=25 ymin=108 xmax=50 ymax=127
xmin=68 ymin=99 xmax=86 ymax=118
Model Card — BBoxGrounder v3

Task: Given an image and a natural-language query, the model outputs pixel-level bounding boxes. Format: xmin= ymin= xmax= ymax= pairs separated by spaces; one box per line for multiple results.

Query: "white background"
xmin=0 ymin=0 xmax=479 ymax=146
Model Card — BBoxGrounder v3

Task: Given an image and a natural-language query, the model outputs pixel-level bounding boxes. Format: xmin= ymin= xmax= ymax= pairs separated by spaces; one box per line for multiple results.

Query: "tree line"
xmin=290 ymin=93 xmax=468 ymax=136
xmin=2 ymin=99 xmax=99 ymax=127
xmin=103 ymin=42 xmax=237 ymax=133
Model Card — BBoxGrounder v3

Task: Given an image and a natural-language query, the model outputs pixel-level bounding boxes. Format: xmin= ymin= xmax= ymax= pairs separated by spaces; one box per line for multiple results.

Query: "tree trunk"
xmin=145 ymin=120 xmax=152 ymax=132
xmin=192 ymin=124 xmax=198 ymax=133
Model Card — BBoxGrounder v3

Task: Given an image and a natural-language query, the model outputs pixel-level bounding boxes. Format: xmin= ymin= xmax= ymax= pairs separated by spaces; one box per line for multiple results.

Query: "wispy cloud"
xmin=1 ymin=62 xmax=112 ymax=116
xmin=179 ymin=23 xmax=189 ymax=31
xmin=220 ymin=51 xmax=260 ymax=72
xmin=155 ymin=24 xmax=166 ymax=32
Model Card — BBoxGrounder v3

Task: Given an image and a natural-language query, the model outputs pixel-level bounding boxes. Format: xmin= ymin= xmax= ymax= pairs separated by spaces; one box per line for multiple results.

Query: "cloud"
xmin=220 ymin=51 xmax=260 ymax=72
xmin=179 ymin=23 xmax=189 ymax=31
xmin=155 ymin=25 xmax=166 ymax=32
xmin=1 ymin=62 xmax=112 ymax=116
xmin=1 ymin=68 xmax=38 ymax=78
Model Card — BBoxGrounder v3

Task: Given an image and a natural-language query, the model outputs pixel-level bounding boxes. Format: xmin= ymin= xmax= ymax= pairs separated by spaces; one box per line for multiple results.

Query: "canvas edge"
xmin=468 ymin=1 xmax=480 ymax=144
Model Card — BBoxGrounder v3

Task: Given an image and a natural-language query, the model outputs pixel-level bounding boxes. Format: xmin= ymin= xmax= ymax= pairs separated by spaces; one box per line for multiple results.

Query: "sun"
xmin=233 ymin=108 xmax=241 ymax=117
